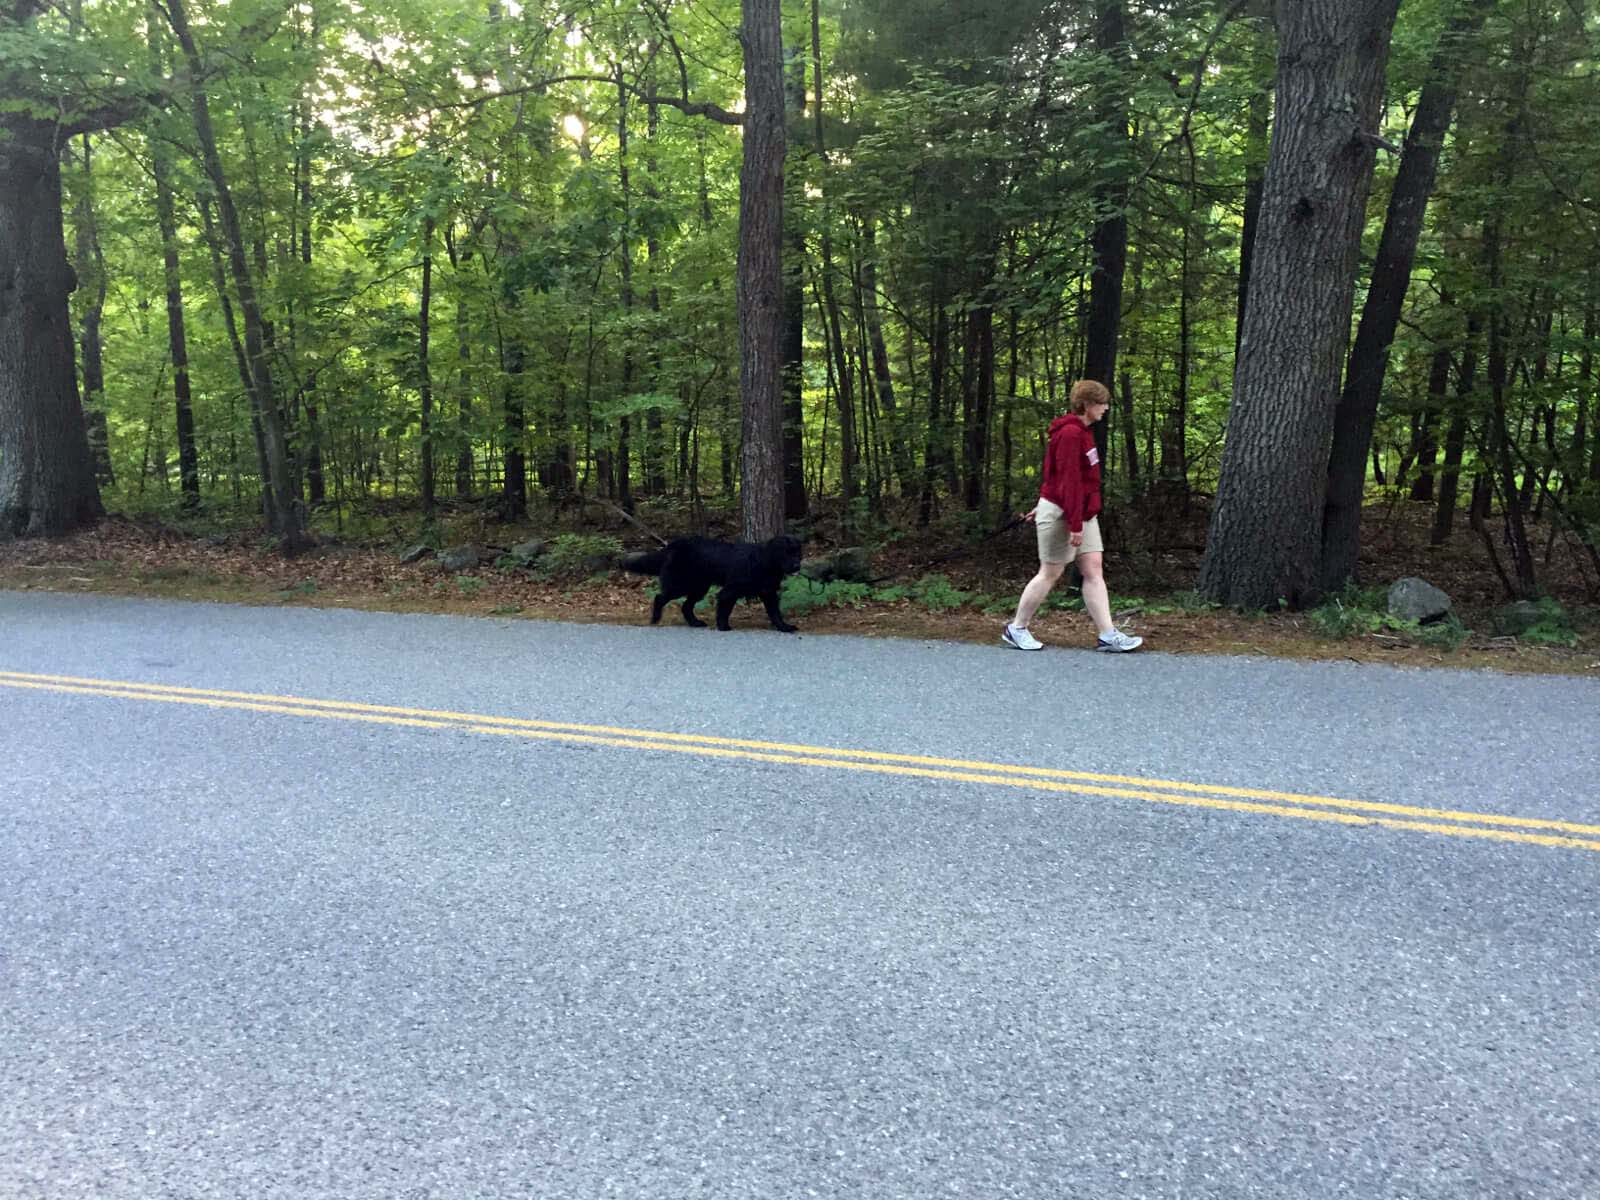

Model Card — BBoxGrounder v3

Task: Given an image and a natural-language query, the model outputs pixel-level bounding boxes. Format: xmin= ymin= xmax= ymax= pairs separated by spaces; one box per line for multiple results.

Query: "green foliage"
xmin=1518 ymin=598 xmax=1579 ymax=648
xmin=779 ymin=577 xmax=875 ymax=617
xmin=1415 ymin=613 xmax=1470 ymax=651
xmin=1306 ymin=584 xmax=1470 ymax=649
xmin=530 ymin=534 xmax=622 ymax=582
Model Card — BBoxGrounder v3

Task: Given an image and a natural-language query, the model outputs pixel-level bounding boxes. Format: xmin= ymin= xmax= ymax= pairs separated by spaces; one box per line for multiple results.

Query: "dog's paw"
xmin=775 ymin=623 xmax=798 ymax=633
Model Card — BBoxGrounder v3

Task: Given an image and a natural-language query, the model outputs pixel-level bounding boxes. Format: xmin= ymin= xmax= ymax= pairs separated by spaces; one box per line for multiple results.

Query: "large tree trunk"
xmin=1199 ymin=0 xmax=1401 ymax=609
xmin=1319 ymin=0 xmax=1491 ymax=591
xmin=738 ymin=0 xmax=787 ymax=541
xmin=0 ymin=115 xmax=104 ymax=536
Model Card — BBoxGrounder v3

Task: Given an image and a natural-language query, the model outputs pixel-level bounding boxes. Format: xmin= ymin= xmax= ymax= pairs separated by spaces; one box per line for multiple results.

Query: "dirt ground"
xmin=2 ymin=496 xmax=1596 ymax=677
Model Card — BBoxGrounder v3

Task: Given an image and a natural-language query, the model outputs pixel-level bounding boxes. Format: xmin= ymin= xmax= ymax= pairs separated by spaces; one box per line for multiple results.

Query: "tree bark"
xmin=1199 ymin=0 xmax=1401 ymax=609
xmin=861 ymin=220 xmax=911 ymax=496
xmin=419 ymin=217 xmax=436 ymax=514
xmin=146 ymin=31 xmax=200 ymax=508
xmin=165 ymin=0 xmax=306 ymax=551
xmin=1319 ymin=0 xmax=1492 ymax=591
xmin=0 ymin=115 xmax=105 ymax=536
xmin=1235 ymin=1 xmax=1274 ymax=361
xmin=1082 ymin=0 xmax=1129 ymax=400
xmin=737 ymin=0 xmax=787 ymax=541
xmin=1431 ymin=316 xmax=1479 ymax=546
xmin=69 ymin=133 xmax=113 ymax=485
xmin=780 ymin=46 xmax=809 ymax=521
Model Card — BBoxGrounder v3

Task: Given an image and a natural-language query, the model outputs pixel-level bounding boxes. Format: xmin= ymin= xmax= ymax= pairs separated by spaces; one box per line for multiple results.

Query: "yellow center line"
xmin=3 ymin=669 xmax=1597 ymax=853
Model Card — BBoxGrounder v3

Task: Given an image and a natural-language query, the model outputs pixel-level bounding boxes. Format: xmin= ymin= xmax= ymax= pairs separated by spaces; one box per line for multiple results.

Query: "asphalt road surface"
xmin=2 ymin=591 xmax=1597 ymax=1199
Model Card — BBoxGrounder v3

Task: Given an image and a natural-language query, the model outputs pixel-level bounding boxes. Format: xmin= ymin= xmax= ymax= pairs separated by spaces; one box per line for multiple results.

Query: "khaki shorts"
xmin=1036 ymin=502 xmax=1103 ymax=565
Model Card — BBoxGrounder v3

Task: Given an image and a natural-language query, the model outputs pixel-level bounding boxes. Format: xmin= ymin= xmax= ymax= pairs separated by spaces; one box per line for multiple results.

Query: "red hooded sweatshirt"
xmin=1039 ymin=413 xmax=1102 ymax=533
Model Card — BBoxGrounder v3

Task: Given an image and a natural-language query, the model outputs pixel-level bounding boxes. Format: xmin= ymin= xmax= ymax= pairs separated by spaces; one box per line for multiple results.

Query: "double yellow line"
xmin=4 ymin=668 xmax=1598 ymax=854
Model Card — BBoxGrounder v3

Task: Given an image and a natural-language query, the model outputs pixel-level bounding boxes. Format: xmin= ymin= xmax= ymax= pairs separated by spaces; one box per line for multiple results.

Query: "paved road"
xmin=2 ymin=591 xmax=1597 ymax=1198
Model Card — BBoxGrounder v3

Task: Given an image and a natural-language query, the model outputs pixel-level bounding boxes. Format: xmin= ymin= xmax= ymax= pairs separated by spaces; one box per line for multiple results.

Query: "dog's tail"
xmin=621 ymin=549 xmax=668 ymax=576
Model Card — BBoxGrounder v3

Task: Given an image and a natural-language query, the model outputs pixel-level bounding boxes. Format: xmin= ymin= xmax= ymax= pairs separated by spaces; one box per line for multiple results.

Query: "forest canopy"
xmin=2 ymin=0 xmax=1598 ymax=609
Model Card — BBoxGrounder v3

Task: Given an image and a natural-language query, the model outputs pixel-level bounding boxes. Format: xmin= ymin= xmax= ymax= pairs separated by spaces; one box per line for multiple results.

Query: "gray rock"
xmin=831 ymin=546 xmax=874 ymax=583
xmin=801 ymin=547 xmax=874 ymax=584
xmin=1493 ymin=600 xmax=1546 ymax=636
xmin=399 ymin=544 xmax=433 ymax=565
xmin=507 ymin=539 xmax=547 ymax=566
xmin=436 ymin=544 xmax=482 ymax=571
xmin=1387 ymin=577 xmax=1452 ymax=623
xmin=799 ymin=556 xmax=835 ymax=583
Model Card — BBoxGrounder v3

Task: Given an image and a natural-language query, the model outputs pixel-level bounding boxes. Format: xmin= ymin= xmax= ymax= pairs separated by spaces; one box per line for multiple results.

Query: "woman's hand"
xmin=1020 ymin=506 xmax=1039 ymax=524
xmin=1069 ymin=529 xmax=1084 ymax=547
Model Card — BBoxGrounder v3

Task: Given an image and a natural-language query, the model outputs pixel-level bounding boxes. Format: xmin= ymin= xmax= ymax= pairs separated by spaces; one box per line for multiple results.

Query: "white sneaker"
xmin=1003 ymin=624 xmax=1043 ymax=651
xmin=1097 ymin=629 xmax=1144 ymax=653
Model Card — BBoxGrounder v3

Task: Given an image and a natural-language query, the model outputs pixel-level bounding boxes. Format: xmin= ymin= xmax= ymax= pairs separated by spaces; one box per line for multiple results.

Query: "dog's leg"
xmin=650 ymin=589 xmax=670 ymax=625
xmin=714 ymin=588 xmax=739 ymax=631
xmin=761 ymin=589 xmax=798 ymax=633
xmin=681 ymin=584 xmax=710 ymax=627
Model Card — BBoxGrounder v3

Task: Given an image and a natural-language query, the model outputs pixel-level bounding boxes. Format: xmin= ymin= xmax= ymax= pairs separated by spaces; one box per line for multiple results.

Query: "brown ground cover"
xmin=2 ymin=496 xmax=1595 ymax=677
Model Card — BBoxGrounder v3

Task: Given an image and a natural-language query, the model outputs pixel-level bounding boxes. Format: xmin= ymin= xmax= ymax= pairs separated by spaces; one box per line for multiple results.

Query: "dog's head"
xmin=768 ymin=534 xmax=804 ymax=575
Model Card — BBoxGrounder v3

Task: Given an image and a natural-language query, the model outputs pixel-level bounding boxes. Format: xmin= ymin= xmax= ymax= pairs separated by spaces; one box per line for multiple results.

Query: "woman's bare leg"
xmin=1077 ymin=551 xmax=1114 ymax=635
xmin=1013 ymin=561 xmax=1066 ymax=629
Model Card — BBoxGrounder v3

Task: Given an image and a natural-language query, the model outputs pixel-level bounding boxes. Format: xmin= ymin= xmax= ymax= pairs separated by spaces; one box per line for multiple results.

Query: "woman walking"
xmin=1003 ymin=379 xmax=1143 ymax=653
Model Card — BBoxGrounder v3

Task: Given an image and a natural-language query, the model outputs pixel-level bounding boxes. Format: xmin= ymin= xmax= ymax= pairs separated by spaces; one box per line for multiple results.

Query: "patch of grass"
xmin=142 ymin=564 xmax=196 ymax=583
xmin=1306 ymin=583 xmax=1471 ymax=649
xmin=1165 ymin=589 xmax=1223 ymax=614
xmin=454 ymin=575 xmax=486 ymax=596
xmin=272 ymin=579 xmax=320 ymax=600
xmin=1415 ymin=612 xmax=1471 ymax=650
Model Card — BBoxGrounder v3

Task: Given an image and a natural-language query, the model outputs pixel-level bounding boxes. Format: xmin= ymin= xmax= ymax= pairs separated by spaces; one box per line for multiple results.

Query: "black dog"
xmin=623 ymin=534 xmax=803 ymax=632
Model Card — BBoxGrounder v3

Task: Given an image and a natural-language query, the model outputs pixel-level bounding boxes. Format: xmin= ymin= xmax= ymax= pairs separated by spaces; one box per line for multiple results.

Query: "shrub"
xmin=1520 ymin=598 xmax=1578 ymax=647
xmin=779 ymin=577 xmax=874 ymax=617
xmin=532 ymin=534 xmax=623 ymax=582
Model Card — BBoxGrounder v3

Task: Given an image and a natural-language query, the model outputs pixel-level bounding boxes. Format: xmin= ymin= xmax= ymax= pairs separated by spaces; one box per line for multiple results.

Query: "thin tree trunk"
xmin=70 ymin=132 xmax=113 ymax=485
xmin=419 ymin=217 xmax=435 ymax=514
xmin=1083 ymin=0 xmax=1129 ymax=398
xmin=779 ymin=46 xmax=809 ymax=520
xmin=1319 ymin=0 xmax=1492 ymax=591
xmin=1410 ymin=344 xmax=1449 ymax=502
xmin=1432 ymin=316 xmax=1480 ymax=545
xmin=1235 ymin=3 xmax=1273 ymax=361
xmin=165 ymin=0 xmax=306 ymax=551
xmin=861 ymin=221 xmax=911 ymax=495
xmin=147 ymin=25 xmax=199 ymax=508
